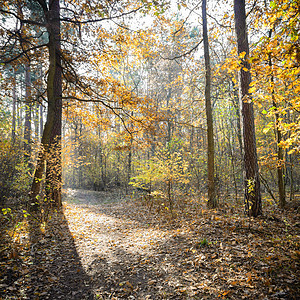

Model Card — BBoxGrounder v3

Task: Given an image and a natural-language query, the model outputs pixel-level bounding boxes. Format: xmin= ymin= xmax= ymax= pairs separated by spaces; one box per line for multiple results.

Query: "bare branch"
xmin=173 ymin=3 xmax=201 ymax=36
xmin=246 ymin=0 xmax=258 ymax=18
xmin=207 ymin=13 xmax=232 ymax=29
xmin=1 ymin=43 xmax=48 ymax=64
xmin=160 ymin=39 xmax=203 ymax=60
xmin=60 ymin=6 xmax=142 ymax=25
xmin=0 ymin=9 xmax=46 ymax=26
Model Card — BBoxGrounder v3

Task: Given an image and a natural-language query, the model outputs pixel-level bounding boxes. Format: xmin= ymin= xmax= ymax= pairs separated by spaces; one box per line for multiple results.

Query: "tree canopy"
xmin=0 ymin=0 xmax=299 ymax=298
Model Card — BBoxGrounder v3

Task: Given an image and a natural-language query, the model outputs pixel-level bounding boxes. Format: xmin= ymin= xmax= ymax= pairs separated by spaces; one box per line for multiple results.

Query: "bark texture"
xmin=12 ymin=69 xmax=17 ymax=144
xmin=202 ymin=0 xmax=216 ymax=208
xmin=45 ymin=0 xmax=62 ymax=207
xmin=234 ymin=0 xmax=262 ymax=216
xmin=24 ymin=62 xmax=32 ymax=163
xmin=30 ymin=0 xmax=62 ymax=209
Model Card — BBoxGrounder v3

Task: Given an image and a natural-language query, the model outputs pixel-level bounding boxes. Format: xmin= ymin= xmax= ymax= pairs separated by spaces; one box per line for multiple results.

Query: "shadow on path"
xmin=64 ymin=189 xmax=300 ymax=300
xmin=27 ymin=210 xmax=95 ymax=299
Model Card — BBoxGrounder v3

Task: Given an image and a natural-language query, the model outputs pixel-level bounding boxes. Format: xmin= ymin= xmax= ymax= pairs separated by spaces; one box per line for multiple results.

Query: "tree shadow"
xmin=67 ymin=200 xmax=213 ymax=298
xmin=26 ymin=209 xmax=95 ymax=299
xmin=77 ymin=198 xmax=300 ymax=299
xmin=85 ymin=232 xmax=215 ymax=299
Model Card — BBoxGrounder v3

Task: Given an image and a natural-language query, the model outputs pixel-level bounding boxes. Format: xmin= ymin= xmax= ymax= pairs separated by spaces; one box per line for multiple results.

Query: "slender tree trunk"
xmin=78 ymin=123 xmax=83 ymax=187
xmin=39 ymin=68 xmax=44 ymax=139
xmin=272 ymin=84 xmax=286 ymax=209
xmin=234 ymin=0 xmax=262 ymax=217
xmin=267 ymin=32 xmax=286 ymax=208
xmin=39 ymin=104 xmax=43 ymax=138
xmin=231 ymin=79 xmax=243 ymax=158
xmin=12 ymin=69 xmax=17 ymax=144
xmin=289 ymin=154 xmax=295 ymax=201
xmin=166 ymin=72 xmax=172 ymax=144
xmin=18 ymin=78 xmax=23 ymax=130
xmin=202 ymin=0 xmax=216 ymax=208
xmin=228 ymin=133 xmax=238 ymax=202
xmin=126 ymin=138 xmax=133 ymax=193
xmin=34 ymin=103 xmax=39 ymax=139
xmin=24 ymin=62 xmax=32 ymax=163
xmin=30 ymin=0 xmax=62 ymax=209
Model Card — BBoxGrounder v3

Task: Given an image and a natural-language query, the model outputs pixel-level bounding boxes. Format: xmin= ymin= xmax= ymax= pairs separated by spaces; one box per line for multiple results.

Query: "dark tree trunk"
xmin=12 ymin=69 xmax=17 ymax=144
xmin=34 ymin=103 xmax=39 ymax=139
xmin=202 ymin=0 xmax=216 ymax=208
xmin=39 ymin=103 xmax=43 ymax=138
xmin=126 ymin=138 xmax=133 ymax=194
xmin=234 ymin=0 xmax=262 ymax=217
xmin=30 ymin=0 xmax=62 ymax=209
xmin=45 ymin=0 xmax=62 ymax=208
xmin=24 ymin=62 xmax=32 ymax=163
xmin=272 ymin=82 xmax=286 ymax=209
xmin=39 ymin=67 xmax=44 ymax=139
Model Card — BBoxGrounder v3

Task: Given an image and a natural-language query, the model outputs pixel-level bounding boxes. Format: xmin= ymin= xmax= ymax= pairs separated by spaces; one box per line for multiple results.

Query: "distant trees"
xmin=0 ymin=0 xmax=299 ymax=216
xmin=0 ymin=0 xmax=156 ymax=211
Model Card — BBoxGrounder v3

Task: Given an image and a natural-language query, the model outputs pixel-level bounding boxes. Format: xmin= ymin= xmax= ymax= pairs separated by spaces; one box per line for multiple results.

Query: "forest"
xmin=0 ymin=0 xmax=299 ymax=299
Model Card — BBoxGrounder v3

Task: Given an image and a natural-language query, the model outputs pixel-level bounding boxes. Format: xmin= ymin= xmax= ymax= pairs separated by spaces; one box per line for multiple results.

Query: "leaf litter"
xmin=0 ymin=188 xmax=299 ymax=299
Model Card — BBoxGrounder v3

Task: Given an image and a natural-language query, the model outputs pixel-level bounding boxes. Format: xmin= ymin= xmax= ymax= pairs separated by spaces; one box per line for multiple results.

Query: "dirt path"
xmin=1 ymin=189 xmax=299 ymax=299
xmin=61 ymin=189 xmax=299 ymax=300
xmin=63 ymin=189 xmax=183 ymax=299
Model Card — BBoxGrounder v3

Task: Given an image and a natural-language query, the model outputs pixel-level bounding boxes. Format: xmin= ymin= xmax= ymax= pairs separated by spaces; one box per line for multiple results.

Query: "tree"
xmin=1 ymin=0 xmax=152 ymax=210
xmin=202 ymin=0 xmax=216 ymax=208
xmin=24 ymin=61 xmax=32 ymax=164
xmin=11 ymin=68 xmax=17 ymax=144
xmin=267 ymin=30 xmax=286 ymax=208
xmin=30 ymin=0 xmax=63 ymax=209
xmin=249 ymin=0 xmax=300 ymax=206
xmin=234 ymin=0 xmax=261 ymax=217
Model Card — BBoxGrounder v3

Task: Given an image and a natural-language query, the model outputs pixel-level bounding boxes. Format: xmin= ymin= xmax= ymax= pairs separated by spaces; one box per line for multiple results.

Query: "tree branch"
xmin=207 ymin=13 xmax=232 ymax=29
xmin=34 ymin=0 xmax=48 ymax=14
xmin=160 ymin=39 xmax=203 ymax=60
xmin=1 ymin=43 xmax=48 ymax=64
xmin=0 ymin=9 xmax=46 ymax=26
xmin=60 ymin=6 xmax=142 ymax=25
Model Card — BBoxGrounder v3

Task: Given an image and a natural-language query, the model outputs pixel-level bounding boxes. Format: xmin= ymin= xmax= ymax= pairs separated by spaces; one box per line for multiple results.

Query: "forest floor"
xmin=0 ymin=189 xmax=299 ymax=299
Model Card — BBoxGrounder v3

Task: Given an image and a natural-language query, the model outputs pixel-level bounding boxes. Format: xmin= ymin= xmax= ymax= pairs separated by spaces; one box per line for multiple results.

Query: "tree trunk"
xmin=24 ymin=62 xmax=32 ymax=163
xmin=12 ymin=69 xmax=17 ymax=144
xmin=231 ymin=79 xmax=243 ymax=158
xmin=272 ymin=85 xmax=286 ymax=209
xmin=45 ymin=0 xmax=62 ymax=207
xmin=39 ymin=104 xmax=43 ymax=138
xmin=234 ymin=0 xmax=262 ymax=217
xmin=34 ymin=103 xmax=39 ymax=139
xmin=267 ymin=31 xmax=286 ymax=209
xmin=126 ymin=138 xmax=133 ymax=193
xmin=30 ymin=0 xmax=62 ymax=209
xmin=202 ymin=0 xmax=216 ymax=208
xmin=39 ymin=68 xmax=44 ymax=139
xmin=18 ymin=79 xmax=23 ymax=130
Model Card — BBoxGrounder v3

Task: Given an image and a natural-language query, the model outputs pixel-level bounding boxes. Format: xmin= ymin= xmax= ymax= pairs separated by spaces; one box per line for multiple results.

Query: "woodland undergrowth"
xmin=0 ymin=189 xmax=299 ymax=299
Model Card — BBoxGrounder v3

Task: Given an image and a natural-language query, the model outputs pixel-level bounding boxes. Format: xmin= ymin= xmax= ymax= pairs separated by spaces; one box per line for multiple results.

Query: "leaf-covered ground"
xmin=1 ymin=189 xmax=299 ymax=299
